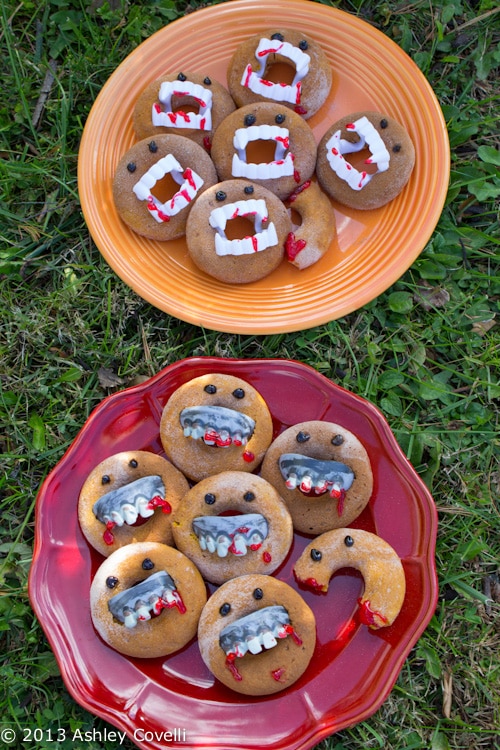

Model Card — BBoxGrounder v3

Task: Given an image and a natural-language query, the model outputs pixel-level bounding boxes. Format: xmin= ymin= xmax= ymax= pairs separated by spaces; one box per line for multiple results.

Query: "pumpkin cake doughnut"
xmin=133 ymin=71 xmax=236 ymax=151
xmin=227 ymin=29 xmax=332 ymax=119
xmin=284 ymin=180 xmax=336 ymax=270
xmin=90 ymin=542 xmax=207 ymax=658
xmin=172 ymin=471 xmax=293 ymax=585
xmin=293 ymin=528 xmax=406 ymax=629
xmin=186 ymin=179 xmax=291 ymax=284
xmin=112 ymin=134 xmax=218 ymax=241
xmin=211 ymin=102 xmax=317 ymax=201
xmin=160 ymin=373 xmax=273 ymax=482
xmin=260 ymin=420 xmax=373 ymax=535
xmin=78 ymin=451 xmax=189 ymax=557
xmin=316 ymin=111 xmax=415 ymax=210
xmin=198 ymin=574 xmax=316 ymax=695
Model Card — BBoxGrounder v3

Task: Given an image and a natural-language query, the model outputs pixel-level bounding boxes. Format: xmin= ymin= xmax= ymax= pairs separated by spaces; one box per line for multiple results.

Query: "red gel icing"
xmin=203 ymin=136 xmax=212 ymax=151
xmin=285 ymin=232 xmax=307 ymax=261
xmin=358 ymin=598 xmax=388 ymax=628
xmin=156 ymin=589 xmax=186 ymax=615
xmin=271 ymin=667 xmax=286 ymax=682
xmin=243 ymin=451 xmax=255 ymax=463
xmin=262 ymin=551 xmax=272 ymax=564
xmin=287 ymin=180 xmax=311 ymax=203
xmin=147 ymin=495 xmax=172 ymax=514
xmin=103 ymin=521 xmax=116 ymax=546
xmin=285 ymin=624 xmax=303 ymax=646
xmin=293 ymin=169 xmax=301 ymax=184
xmin=226 ymin=654 xmax=243 ymax=682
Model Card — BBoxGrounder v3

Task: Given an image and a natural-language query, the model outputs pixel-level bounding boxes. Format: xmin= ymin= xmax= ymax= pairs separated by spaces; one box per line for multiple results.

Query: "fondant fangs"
xmin=241 ymin=36 xmax=310 ymax=105
xmin=152 ymin=79 xmax=213 ymax=131
xmin=93 ymin=475 xmax=167 ymax=528
xmin=132 ymin=154 xmax=204 ymax=222
xmin=108 ymin=570 xmax=185 ymax=628
xmin=278 ymin=454 xmax=355 ymax=498
xmin=325 ymin=116 xmax=391 ymax=191
xmin=209 ymin=198 xmax=278 ymax=256
xmin=232 ymin=124 xmax=294 ymax=180
xmin=180 ymin=405 xmax=255 ymax=447
xmin=192 ymin=513 xmax=269 ymax=557
xmin=220 ymin=605 xmax=300 ymax=659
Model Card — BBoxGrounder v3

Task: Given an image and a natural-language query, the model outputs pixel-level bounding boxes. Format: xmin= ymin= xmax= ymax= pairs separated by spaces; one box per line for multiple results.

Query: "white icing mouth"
xmin=152 ymin=80 xmax=212 ymax=131
xmin=325 ymin=116 xmax=391 ymax=191
xmin=132 ymin=155 xmax=204 ymax=223
xmin=241 ymin=36 xmax=310 ymax=105
xmin=209 ymin=198 xmax=278 ymax=256
xmin=232 ymin=124 xmax=294 ymax=180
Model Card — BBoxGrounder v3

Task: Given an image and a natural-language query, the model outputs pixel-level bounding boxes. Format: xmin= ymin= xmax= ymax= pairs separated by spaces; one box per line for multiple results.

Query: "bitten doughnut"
xmin=160 ymin=373 xmax=273 ymax=482
xmin=211 ymin=102 xmax=317 ymax=201
xmin=186 ymin=179 xmax=291 ymax=284
xmin=112 ymin=134 xmax=218 ymax=240
xmin=284 ymin=180 xmax=336 ymax=269
xmin=78 ymin=451 xmax=189 ymax=557
xmin=198 ymin=574 xmax=316 ymax=695
xmin=133 ymin=71 xmax=236 ymax=151
xmin=293 ymin=529 xmax=406 ymax=629
xmin=316 ymin=111 xmax=415 ymax=210
xmin=90 ymin=542 xmax=207 ymax=658
xmin=172 ymin=471 xmax=293 ymax=585
xmin=260 ymin=420 xmax=373 ymax=535
xmin=227 ymin=29 xmax=332 ymax=119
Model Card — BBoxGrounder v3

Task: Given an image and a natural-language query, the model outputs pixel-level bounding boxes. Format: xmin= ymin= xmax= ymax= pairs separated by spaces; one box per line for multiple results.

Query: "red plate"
xmin=29 ymin=358 xmax=438 ymax=750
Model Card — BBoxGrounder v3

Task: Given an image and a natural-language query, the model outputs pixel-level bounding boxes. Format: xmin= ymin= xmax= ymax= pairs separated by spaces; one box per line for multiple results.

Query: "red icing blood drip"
xmin=357 ymin=598 xmax=388 ymax=628
xmin=147 ymin=196 xmax=170 ymax=222
xmin=331 ymin=488 xmax=346 ymax=516
xmin=293 ymin=169 xmax=301 ymax=184
xmin=294 ymin=105 xmax=308 ymax=115
xmin=226 ymin=653 xmax=243 ymax=681
xmin=287 ymin=180 xmax=311 ymax=203
xmin=203 ymin=136 xmax=212 ymax=151
xmin=285 ymin=232 xmax=307 ymax=262
xmin=147 ymin=495 xmax=172 ymax=514
xmin=103 ymin=520 xmax=116 ymax=545
xmin=262 ymin=551 xmax=272 ymax=564
xmin=284 ymin=624 xmax=303 ymax=646
xmin=204 ymin=428 xmax=232 ymax=447
xmin=271 ymin=667 xmax=286 ymax=682
xmin=155 ymin=589 xmax=187 ymax=615
xmin=346 ymin=123 xmax=356 ymax=130
xmin=242 ymin=451 xmax=255 ymax=463
xmin=299 ymin=576 xmax=325 ymax=592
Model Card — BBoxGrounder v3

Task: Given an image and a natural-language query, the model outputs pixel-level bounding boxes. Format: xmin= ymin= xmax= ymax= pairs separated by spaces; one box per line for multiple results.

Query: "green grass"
xmin=1 ymin=0 xmax=499 ymax=748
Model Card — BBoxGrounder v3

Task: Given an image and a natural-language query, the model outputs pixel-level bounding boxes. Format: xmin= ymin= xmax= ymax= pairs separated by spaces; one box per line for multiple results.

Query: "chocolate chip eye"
xmin=331 ymin=434 xmax=344 ymax=446
xmin=232 ymin=388 xmax=245 ymax=399
xmin=299 ymin=40 xmax=308 ymax=50
xmin=271 ymin=32 xmax=284 ymax=41
xmin=244 ymin=113 xmax=256 ymax=126
xmin=215 ymin=191 xmax=226 ymax=202
xmin=148 ymin=141 xmax=158 ymax=153
xmin=204 ymin=384 xmax=217 ymax=393
xmin=220 ymin=602 xmax=231 ymax=616
xmin=253 ymin=588 xmax=264 ymax=600
xmin=106 ymin=576 xmax=118 ymax=589
xmin=203 ymin=77 xmax=212 ymax=85
xmin=142 ymin=558 xmax=155 ymax=570
xmin=129 ymin=459 xmax=138 ymax=468
xmin=393 ymin=144 xmax=401 ymax=153
xmin=243 ymin=185 xmax=254 ymax=195
xmin=275 ymin=113 xmax=286 ymax=124
xmin=205 ymin=493 xmax=216 ymax=505
xmin=177 ymin=72 xmax=187 ymax=81
xmin=344 ymin=535 xmax=354 ymax=547
xmin=126 ymin=162 xmax=136 ymax=173
xmin=310 ymin=548 xmax=322 ymax=561
xmin=380 ymin=119 xmax=388 ymax=129
xmin=101 ymin=474 xmax=111 ymax=485
xmin=296 ymin=431 xmax=310 ymax=443
xmin=244 ymin=491 xmax=255 ymax=502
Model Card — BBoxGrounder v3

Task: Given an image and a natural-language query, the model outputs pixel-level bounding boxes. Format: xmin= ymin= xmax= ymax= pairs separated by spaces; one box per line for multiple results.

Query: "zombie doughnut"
xmin=160 ymin=373 xmax=273 ymax=482
xmin=316 ymin=111 xmax=415 ymax=210
xmin=284 ymin=180 xmax=336 ymax=270
xmin=260 ymin=420 xmax=373 ymax=535
xmin=294 ymin=529 xmax=406 ymax=629
xmin=186 ymin=179 xmax=291 ymax=284
xmin=78 ymin=451 xmax=190 ymax=557
xmin=133 ymin=72 xmax=236 ymax=151
xmin=112 ymin=134 xmax=218 ymax=241
xmin=211 ymin=102 xmax=317 ymax=201
xmin=172 ymin=471 xmax=293 ymax=585
xmin=198 ymin=574 xmax=316 ymax=695
xmin=90 ymin=542 xmax=207 ymax=658
xmin=227 ymin=29 xmax=332 ymax=119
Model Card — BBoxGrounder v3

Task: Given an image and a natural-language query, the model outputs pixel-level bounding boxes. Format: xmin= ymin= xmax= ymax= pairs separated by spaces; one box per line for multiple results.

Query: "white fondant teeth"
xmin=209 ymin=197 xmax=278 ymax=257
xmin=136 ymin=496 xmax=155 ymax=518
xmin=192 ymin=514 xmax=268 ymax=558
xmin=241 ymin=37 xmax=310 ymax=104
xmin=220 ymin=606 xmax=291 ymax=658
xmin=325 ymin=115 xmax=391 ymax=191
xmin=124 ymin=611 xmax=137 ymax=628
xmin=180 ymin=405 xmax=255 ymax=445
xmin=132 ymin=154 xmax=204 ymax=223
xmin=231 ymin=124 xmax=294 ymax=180
xmin=135 ymin=603 xmax=151 ymax=621
xmin=247 ymin=635 xmax=263 ymax=654
xmin=262 ymin=630 xmax=278 ymax=650
xmin=279 ymin=454 xmax=355 ymax=495
xmin=285 ymin=473 xmax=298 ymax=490
xmin=152 ymin=79 xmax=213 ymax=131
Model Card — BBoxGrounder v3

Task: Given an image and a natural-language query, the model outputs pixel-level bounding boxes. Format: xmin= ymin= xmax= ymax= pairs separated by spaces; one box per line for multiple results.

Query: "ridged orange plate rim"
xmin=78 ymin=0 xmax=450 ymax=334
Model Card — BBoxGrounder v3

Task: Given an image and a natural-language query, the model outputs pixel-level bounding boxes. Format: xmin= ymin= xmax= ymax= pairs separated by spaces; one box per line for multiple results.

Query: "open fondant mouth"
xmin=278 ymin=453 xmax=355 ymax=499
xmin=241 ymin=36 xmax=310 ymax=106
xmin=325 ymin=116 xmax=391 ymax=191
xmin=209 ymin=198 xmax=278 ymax=256
xmin=152 ymin=79 xmax=212 ymax=131
xmin=93 ymin=475 xmax=168 ymax=528
xmin=232 ymin=124 xmax=294 ymax=180
xmin=192 ymin=513 xmax=269 ymax=557
xmin=219 ymin=605 xmax=294 ymax=658
xmin=132 ymin=155 xmax=204 ymax=223
xmin=179 ymin=405 xmax=255 ymax=447
xmin=108 ymin=570 xmax=185 ymax=628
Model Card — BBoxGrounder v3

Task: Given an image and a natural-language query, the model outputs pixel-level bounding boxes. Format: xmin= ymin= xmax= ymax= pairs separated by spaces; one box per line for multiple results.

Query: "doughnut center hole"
xmin=290 ymin=207 xmax=303 ymax=230
xmin=245 ymin=139 xmax=280 ymax=165
xmin=150 ymin=172 xmax=180 ymax=204
xmin=263 ymin=59 xmax=296 ymax=86
xmin=218 ymin=510 xmax=244 ymax=517
xmin=343 ymin=142 xmax=379 ymax=175
xmin=224 ymin=215 xmax=258 ymax=242
xmin=171 ymin=94 xmax=200 ymax=117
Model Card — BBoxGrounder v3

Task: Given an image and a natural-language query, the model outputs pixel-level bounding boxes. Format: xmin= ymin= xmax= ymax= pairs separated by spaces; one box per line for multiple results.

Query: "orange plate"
xmin=78 ymin=0 xmax=450 ymax=334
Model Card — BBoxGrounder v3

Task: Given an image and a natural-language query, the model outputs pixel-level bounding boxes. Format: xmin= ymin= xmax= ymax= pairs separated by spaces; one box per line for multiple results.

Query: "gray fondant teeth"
xmin=108 ymin=570 xmax=177 ymax=629
xmin=93 ymin=475 xmax=164 ymax=526
xmin=220 ymin=605 xmax=290 ymax=658
xmin=278 ymin=454 xmax=355 ymax=495
xmin=192 ymin=513 xmax=268 ymax=557
xmin=180 ymin=405 xmax=255 ymax=447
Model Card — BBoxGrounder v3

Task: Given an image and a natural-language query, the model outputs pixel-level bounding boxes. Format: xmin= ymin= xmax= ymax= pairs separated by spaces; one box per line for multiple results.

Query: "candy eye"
xmin=142 ymin=558 xmax=155 ymax=570
xmin=253 ymin=588 xmax=264 ymax=600
xmin=232 ymin=388 xmax=245 ymax=399
xmin=243 ymin=185 xmax=254 ymax=195
xmin=177 ymin=72 xmax=187 ymax=81
xmin=129 ymin=459 xmax=138 ymax=468
xmin=380 ymin=119 xmax=388 ymax=129
xmin=101 ymin=474 xmax=111 ymax=485
xmin=244 ymin=113 xmax=256 ymax=126
xmin=220 ymin=602 xmax=231 ymax=616
xmin=205 ymin=493 xmax=216 ymax=505
xmin=310 ymin=549 xmax=322 ymax=562
xmin=271 ymin=32 xmax=284 ymax=42
xmin=204 ymin=384 xmax=217 ymax=393
xmin=215 ymin=191 xmax=226 ymax=202
xmin=296 ymin=431 xmax=310 ymax=443
xmin=203 ymin=77 xmax=212 ymax=85
xmin=275 ymin=113 xmax=286 ymax=124
xmin=299 ymin=40 xmax=308 ymax=50
xmin=106 ymin=576 xmax=119 ymax=589
xmin=148 ymin=141 xmax=158 ymax=153
xmin=393 ymin=144 xmax=401 ymax=153
xmin=126 ymin=162 xmax=136 ymax=173
xmin=331 ymin=434 xmax=344 ymax=446
xmin=243 ymin=491 xmax=255 ymax=502
xmin=344 ymin=535 xmax=354 ymax=547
